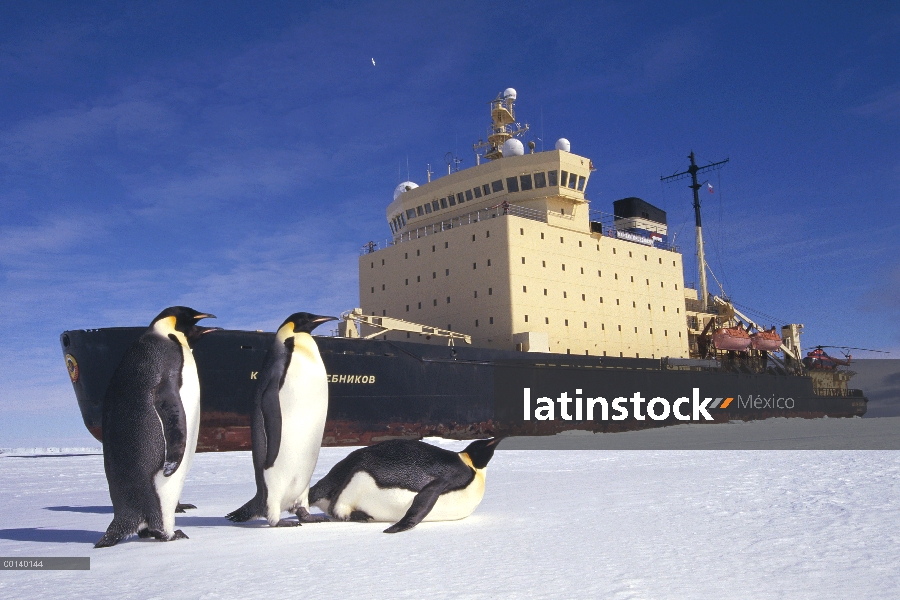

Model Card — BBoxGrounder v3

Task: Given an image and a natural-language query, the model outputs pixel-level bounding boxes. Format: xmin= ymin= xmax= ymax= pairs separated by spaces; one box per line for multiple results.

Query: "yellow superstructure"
xmin=359 ymin=89 xmax=690 ymax=358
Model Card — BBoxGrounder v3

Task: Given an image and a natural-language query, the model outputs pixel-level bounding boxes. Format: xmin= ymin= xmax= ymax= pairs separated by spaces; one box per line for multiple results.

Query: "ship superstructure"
xmin=360 ymin=89 xmax=690 ymax=359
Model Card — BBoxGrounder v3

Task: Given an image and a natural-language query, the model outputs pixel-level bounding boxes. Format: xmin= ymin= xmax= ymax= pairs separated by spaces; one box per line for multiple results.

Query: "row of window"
xmin=519 ymin=314 xmax=683 ymax=337
xmin=370 ymin=234 xmax=678 ymax=268
xmin=376 ymin=306 xmax=684 ymax=339
xmin=393 ymin=169 xmax=586 ymax=232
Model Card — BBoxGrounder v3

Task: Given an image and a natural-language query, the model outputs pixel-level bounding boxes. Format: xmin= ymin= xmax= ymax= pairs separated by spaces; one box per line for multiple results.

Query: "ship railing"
xmin=360 ymin=204 xmax=550 ymax=254
xmin=813 ymin=388 xmax=865 ymax=397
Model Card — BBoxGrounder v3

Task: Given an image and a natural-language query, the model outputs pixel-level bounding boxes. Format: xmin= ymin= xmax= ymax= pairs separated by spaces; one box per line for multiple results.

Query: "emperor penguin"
xmin=309 ymin=437 xmax=502 ymax=533
xmin=226 ymin=312 xmax=337 ymax=527
xmin=95 ymin=306 xmax=217 ymax=548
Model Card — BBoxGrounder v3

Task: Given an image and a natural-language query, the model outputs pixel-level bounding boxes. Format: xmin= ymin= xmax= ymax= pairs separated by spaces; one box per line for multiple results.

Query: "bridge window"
xmin=568 ymin=172 xmax=577 ymax=189
xmin=491 ymin=180 xmax=504 ymax=193
xmin=465 ymin=190 xmax=473 ymax=201
xmin=417 ymin=206 xmax=424 ymax=216
xmin=560 ymin=171 xmax=568 ymax=187
xmin=483 ymin=183 xmax=491 ymax=195
xmin=474 ymin=186 xmax=482 ymax=198
xmin=448 ymin=195 xmax=456 ymax=206
xmin=407 ymin=209 xmax=416 ymax=219
xmin=431 ymin=200 xmax=439 ymax=211
xmin=548 ymin=170 xmax=558 ymax=186
xmin=506 ymin=177 xmax=519 ymax=192
xmin=440 ymin=198 xmax=448 ymax=209
xmin=520 ymin=174 xmax=533 ymax=191
xmin=534 ymin=172 xmax=546 ymax=188
xmin=577 ymin=175 xmax=586 ymax=191
xmin=457 ymin=192 xmax=465 ymax=204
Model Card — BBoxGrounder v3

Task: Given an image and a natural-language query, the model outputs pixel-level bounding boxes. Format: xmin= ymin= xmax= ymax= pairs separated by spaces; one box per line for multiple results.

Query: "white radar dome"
xmin=501 ymin=138 xmax=525 ymax=157
xmin=503 ymin=87 xmax=517 ymax=100
xmin=555 ymin=138 xmax=571 ymax=152
xmin=393 ymin=181 xmax=418 ymax=201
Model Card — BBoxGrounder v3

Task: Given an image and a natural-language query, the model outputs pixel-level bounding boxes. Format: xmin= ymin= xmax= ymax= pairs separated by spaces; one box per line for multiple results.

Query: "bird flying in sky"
xmin=371 ymin=58 xmax=376 ymax=66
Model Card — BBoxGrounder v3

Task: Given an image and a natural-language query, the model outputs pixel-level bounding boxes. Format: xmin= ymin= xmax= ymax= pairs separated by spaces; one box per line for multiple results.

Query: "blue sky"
xmin=1 ymin=1 xmax=898 ymax=445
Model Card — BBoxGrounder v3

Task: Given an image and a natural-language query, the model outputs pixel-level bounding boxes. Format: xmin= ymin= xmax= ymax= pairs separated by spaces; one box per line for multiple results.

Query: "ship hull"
xmin=60 ymin=328 xmax=867 ymax=451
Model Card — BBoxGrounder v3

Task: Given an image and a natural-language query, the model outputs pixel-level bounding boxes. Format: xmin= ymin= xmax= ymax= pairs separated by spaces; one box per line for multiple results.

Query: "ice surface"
xmin=1 ymin=427 xmax=900 ymax=598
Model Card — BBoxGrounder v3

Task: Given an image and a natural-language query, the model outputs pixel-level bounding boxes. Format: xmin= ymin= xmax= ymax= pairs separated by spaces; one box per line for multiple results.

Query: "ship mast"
xmin=661 ymin=152 xmax=729 ymax=312
xmin=472 ymin=88 xmax=529 ymax=162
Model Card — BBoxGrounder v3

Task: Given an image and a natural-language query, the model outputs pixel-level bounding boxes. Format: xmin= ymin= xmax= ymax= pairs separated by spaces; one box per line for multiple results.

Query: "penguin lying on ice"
xmin=95 ymin=306 xmax=217 ymax=548
xmin=226 ymin=312 xmax=336 ymax=527
xmin=309 ymin=437 xmax=502 ymax=533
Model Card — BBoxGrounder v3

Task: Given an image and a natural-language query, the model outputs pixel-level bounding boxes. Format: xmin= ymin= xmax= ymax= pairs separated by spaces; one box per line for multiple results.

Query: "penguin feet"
xmin=274 ymin=519 xmax=300 ymax=527
xmin=175 ymin=503 xmax=197 ymax=513
xmin=295 ymin=507 xmax=328 ymax=523
xmin=137 ymin=528 xmax=152 ymax=538
xmin=349 ymin=510 xmax=373 ymax=523
xmin=147 ymin=528 xmax=189 ymax=541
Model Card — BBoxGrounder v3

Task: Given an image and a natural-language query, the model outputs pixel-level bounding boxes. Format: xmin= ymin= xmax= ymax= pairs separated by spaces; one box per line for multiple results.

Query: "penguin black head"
xmin=461 ymin=437 xmax=503 ymax=470
xmin=151 ymin=306 xmax=218 ymax=343
xmin=279 ymin=312 xmax=338 ymax=335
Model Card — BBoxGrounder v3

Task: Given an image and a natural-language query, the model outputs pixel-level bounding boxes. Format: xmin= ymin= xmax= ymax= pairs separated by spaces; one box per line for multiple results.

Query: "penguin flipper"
xmin=175 ymin=502 xmax=197 ymax=513
xmin=154 ymin=376 xmax=188 ymax=476
xmin=259 ymin=379 xmax=283 ymax=469
xmin=384 ymin=479 xmax=449 ymax=534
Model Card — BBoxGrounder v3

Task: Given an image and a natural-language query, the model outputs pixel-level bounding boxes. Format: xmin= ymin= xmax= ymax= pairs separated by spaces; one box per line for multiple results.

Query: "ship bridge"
xmin=360 ymin=89 xmax=690 ymax=361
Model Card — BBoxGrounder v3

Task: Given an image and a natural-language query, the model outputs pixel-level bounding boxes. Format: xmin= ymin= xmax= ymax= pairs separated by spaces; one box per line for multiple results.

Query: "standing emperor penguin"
xmin=95 ymin=306 xmax=217 ymax=548
xmin=309 ymin=437 xmax=502 ymax=533
xmin=226 ymin=312 xmax=337 ymax=527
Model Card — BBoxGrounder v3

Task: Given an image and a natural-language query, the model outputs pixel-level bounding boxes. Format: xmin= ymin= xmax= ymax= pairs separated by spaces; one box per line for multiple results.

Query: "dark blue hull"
xmin=60 ymin=328 xmax=867 ymax=450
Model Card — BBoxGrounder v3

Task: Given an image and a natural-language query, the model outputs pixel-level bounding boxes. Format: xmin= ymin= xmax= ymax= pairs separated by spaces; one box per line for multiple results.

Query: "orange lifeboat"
xmin=750 ymin=328 xmax=782 ymax=352
xmin=712 ymin=326 xmax=751 ymax=351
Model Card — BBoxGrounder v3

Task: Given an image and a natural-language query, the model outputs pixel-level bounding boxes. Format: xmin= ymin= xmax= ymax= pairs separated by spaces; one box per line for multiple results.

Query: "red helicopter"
xmin=802 ymin=346 xmax=889 ymax=370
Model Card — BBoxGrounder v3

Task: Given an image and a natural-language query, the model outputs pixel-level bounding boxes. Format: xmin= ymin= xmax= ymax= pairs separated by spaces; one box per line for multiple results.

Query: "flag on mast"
xmin=707 ymin=182 xmax=714 ymax=194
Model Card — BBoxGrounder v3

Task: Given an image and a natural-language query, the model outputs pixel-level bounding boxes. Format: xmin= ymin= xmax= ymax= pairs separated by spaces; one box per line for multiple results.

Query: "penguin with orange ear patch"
xmin=95 ymin=306 xmax=217 ymax=548
xmin=309 ymin=437 xmax=502 ymax=533
xmin=226 ymin=312 xmax=336 ymax=527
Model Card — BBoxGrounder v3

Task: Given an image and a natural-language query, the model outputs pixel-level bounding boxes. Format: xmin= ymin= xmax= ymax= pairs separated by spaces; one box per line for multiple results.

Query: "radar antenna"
xmin=472 ymin=88 xmax=530 ymax=161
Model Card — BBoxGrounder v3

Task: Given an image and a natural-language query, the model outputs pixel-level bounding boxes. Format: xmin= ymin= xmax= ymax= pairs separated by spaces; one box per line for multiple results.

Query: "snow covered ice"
xmin=2 ymin=421 xmax=900 ymax=598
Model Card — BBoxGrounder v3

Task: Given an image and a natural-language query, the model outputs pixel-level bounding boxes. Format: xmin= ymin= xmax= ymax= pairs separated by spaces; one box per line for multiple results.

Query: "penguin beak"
xmin=187 ymin=325 xmax=222 ymax=343
xmin=294 ymin=315 xmax=338 ymax=334
xmin=194 ymin=313 xmax=217 ymax=321
xmin=310 ymin=315 xmax=339 ymax=332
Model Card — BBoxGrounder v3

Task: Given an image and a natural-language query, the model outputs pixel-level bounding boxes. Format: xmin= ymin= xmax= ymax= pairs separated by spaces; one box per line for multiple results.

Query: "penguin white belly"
xmin=263 ymin=357 xmax=328 ymax=515
xmin=332 ymin=469 xmax=486 ymax=523
xmin=426 ymin=471 xmax=486 ymax=521
xmin=153 ymin=348 xmax=201 ymax=535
